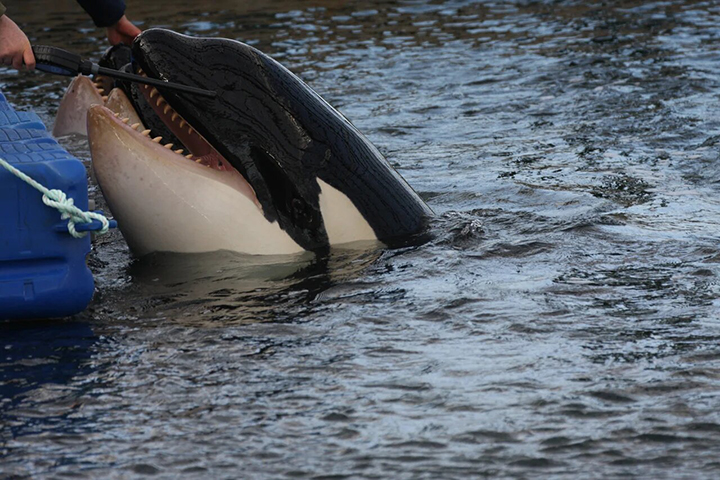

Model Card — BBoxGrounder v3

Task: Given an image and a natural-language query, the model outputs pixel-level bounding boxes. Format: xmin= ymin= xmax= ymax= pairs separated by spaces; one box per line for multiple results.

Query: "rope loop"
xmin=0 ymin=157 xmax=110 ymax=238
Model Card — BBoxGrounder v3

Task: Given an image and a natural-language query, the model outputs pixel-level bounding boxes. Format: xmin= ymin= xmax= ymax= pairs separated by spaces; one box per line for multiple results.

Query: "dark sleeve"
xmin=76 ymin=0 xmax=126 ymax=28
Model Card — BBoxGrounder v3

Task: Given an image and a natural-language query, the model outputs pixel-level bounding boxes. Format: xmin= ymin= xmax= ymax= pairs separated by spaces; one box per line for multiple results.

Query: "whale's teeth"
xmin=171 ymin=112 xmax=178 ymax=122
xmin=164 ymin=105 xmax=171 ymax=114
xmin=174 ymin=149 xmax=184 ymax=154
xmin=150 ymin=88 xmax=158 ymax=98
xmin=141 ymin=129 xmax=151 ymax=136
xmin=152 ymin=136 xmax=163 ymax=143
xmin=188 ymin=127 xmax=194 ymax=135
xmin=102 ymin=96 xmax=108 ymax=101
xmin=164 ymin=143 xmax=174 ymax=149
xmin=131 ymin=123 xmax=141 ymax=129
xmin=122 ymin=118 xmax=130 ymax=124
xmin=179 ymin=120 xmax=186 ymax=128
xmin=187 ymin=154 xmax=195 ymax=159
xmin=113 ymin=112 xmax=120 ymax=117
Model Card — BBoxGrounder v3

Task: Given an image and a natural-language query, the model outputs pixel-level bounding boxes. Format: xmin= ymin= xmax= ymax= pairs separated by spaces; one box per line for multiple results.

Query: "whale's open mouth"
xmin=88 ymin=99 xmax=293 ymax=255
xmin=94 ymin=78 xmax=260 ymax=207
xmin=135 ymin=67 xmax=236 ymax=174
xmin=93 ymin=75 xmax=111 ymax=100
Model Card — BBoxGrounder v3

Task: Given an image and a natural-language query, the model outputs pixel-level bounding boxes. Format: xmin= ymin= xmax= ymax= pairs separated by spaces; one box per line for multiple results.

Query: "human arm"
xmin=106 ymin=15 xmax=141 ymax=45
xmin=75 ymin=0 xmax=140 ymax=45
xmin=0 ymin=7 xmax=35 ymax=70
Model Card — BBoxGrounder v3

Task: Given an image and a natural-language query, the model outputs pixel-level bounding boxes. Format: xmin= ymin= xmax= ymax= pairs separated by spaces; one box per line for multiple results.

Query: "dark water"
xmin=3 ymin=0 xmax=720 ymax=477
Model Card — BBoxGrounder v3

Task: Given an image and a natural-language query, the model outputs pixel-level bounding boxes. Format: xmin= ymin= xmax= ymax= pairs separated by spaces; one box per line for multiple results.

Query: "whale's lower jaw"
xmin=87 ymin=103 xmax=308 ymax=256
xmin=53 ymin=75 xmax=105 ymax=137
xmin=87 ymin=99 xmax=383 ymax=256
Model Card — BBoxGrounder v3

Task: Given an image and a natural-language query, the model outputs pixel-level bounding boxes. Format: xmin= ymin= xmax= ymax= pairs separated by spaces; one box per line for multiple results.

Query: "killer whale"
xmin=87 ymin=28 xmax=433 ymax=255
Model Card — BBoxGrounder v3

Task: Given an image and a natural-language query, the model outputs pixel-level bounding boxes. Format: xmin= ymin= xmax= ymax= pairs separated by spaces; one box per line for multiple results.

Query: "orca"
xmin=87 ymin=28 xmax=433 ymax=256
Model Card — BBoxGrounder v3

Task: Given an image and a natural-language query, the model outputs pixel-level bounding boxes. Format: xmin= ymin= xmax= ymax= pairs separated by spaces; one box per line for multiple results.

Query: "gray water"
xmin=2 ymin=0 xmax=720 ymax=478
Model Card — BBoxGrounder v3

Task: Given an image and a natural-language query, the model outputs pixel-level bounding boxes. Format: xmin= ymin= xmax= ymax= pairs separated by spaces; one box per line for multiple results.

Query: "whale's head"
xmin=88 ymin=28 xmax=431 ymax=256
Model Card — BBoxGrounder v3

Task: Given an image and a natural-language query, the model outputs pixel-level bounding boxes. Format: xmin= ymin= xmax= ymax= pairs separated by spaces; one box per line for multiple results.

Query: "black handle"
xmin=32 ymin=45 xmax=82 ymax=76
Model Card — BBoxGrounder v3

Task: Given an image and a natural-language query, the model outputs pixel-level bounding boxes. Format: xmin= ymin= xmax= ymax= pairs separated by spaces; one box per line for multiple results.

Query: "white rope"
xmin=0 ymin=156 xmax=110 ymax=238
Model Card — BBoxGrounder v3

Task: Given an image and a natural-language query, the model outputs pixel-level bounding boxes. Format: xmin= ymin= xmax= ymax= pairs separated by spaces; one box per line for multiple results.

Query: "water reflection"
xmin=118 ymin=247 xmax=384 ymax=325
xmin=1 ymin=321 xmax=97 ymax=443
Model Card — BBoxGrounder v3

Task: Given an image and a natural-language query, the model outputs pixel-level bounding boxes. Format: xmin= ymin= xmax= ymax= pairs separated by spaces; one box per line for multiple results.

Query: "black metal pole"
xmin=94 ymin=66 xmax=217 ymax=98
xmin=32 ymin=45 xmax=218 ymax=99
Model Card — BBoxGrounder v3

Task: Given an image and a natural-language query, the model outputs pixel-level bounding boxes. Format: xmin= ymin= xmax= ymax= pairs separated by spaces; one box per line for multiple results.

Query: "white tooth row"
xmin=143 ymin=83 xmax=196 ymax=136
xmin=93 ymin=75 xmax=106 ymax=96
xmin=122 ymin=67 xmax=207 ymax=166
xmin=111 ymin=111 xmax=190 ymax=158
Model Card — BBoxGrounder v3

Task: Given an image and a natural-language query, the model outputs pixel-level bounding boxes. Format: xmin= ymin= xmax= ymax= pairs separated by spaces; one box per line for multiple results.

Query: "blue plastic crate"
xmin=0 ymin=94 xmax=98 ymax=320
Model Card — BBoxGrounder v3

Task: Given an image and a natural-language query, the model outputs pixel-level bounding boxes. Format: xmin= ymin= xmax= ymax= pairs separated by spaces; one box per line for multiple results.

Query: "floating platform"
xmin=0 ymin=92 xmax=107 ymax=320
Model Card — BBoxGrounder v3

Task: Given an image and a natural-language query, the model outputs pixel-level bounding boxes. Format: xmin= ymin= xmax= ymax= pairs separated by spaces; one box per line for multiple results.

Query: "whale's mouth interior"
xmin=96 ymin=68 xmax=260 ymax=207
xmin=134 ymin=67 xmax=235 ymax=172
xmin=92 ymin=75 xmax=111 ymax=101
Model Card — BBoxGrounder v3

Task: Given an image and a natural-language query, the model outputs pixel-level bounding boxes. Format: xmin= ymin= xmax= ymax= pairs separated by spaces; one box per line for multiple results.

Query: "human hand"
xmin=0 ymin=15 xmax=35 ymax=70
xmin=106 ymin=15 xmax=141 ymax=45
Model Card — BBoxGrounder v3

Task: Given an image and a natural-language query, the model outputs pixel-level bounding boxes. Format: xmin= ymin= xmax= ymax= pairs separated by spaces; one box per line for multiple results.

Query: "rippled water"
xmin=3 ymin=0 xmax=720 ymax=477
